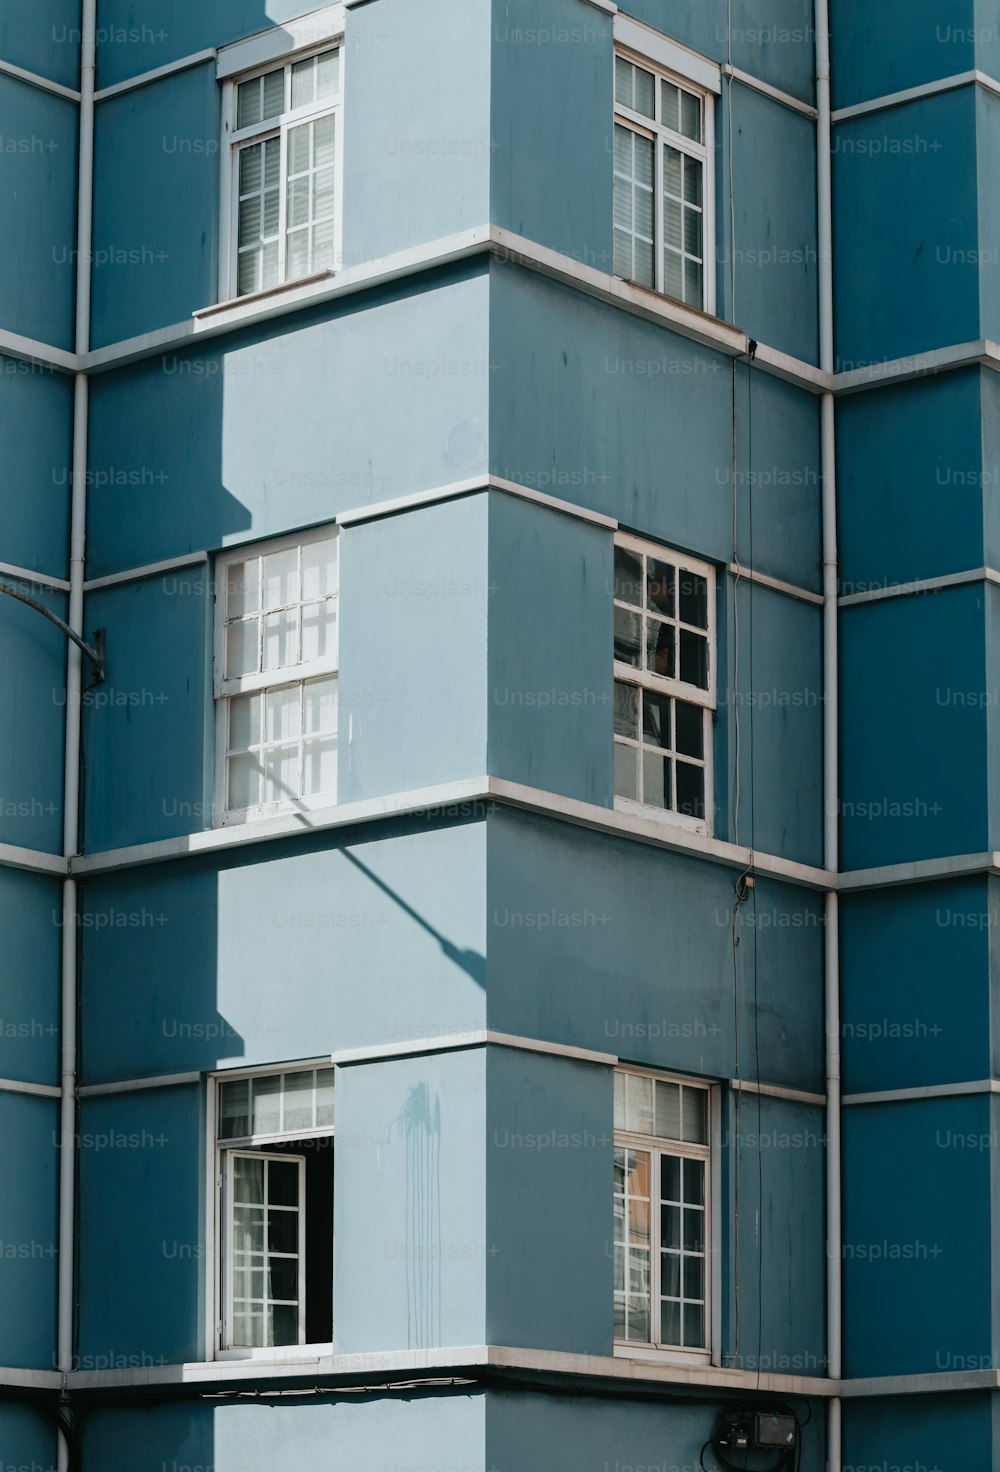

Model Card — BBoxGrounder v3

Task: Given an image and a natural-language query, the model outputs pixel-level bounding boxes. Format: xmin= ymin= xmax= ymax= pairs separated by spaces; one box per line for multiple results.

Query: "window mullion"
xmin=278 ymin=120 xmax=290 ymax=284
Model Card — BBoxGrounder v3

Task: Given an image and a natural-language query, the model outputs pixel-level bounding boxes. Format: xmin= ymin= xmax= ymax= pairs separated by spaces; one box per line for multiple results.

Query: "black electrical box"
xmin=755 ymin=1413 xmax=796 ymax=1448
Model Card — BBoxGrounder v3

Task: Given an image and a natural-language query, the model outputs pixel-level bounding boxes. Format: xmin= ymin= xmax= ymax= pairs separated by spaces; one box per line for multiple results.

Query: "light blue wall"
xmin=0 ymin=357 xmax=72 ymax=579
xmin=333 ymin=1049 xmax=487 ymax=1352
xmin=0 ymin=73 xmax=78 ymax=350
xmin=843 ymin=1095 xmax=993 ymax=1377
xmin=0 ymin=0 xmax=80 ymax=89
xmin=830 ymin=0 xmax=975 ymax=109
xmin=86 ymin=262 xmax=490 ymax=577
xmin=77 ymin=1084 xmax=203 ymax=1365
xmin=0 ymin=869 xmax=61 ymax=1087
xmin=839 ymin=584 xmax=988 ymax=870
xmin=0 ymin=585 xmax=67 ymax=853
xmin=91 ymin=62 xmax=219 ymax=347
xmin=490 ymin=0 xmax=613 ymax=271
xmin=486 ymin=492 xmax=613 ymax=806
xmin=80 ymin=820 xmax=487 ymax=1082
xmin=485 ymin=1047 xmax=612 ymax=1352
xmin=838 ymin=369 xmax=986 ymax=594
xmin=833 ymin=88 xmax=980 ymax=369
xmin=0 ymin=1093 xmax=58 ymax=1370
xmin=339 ymin=494 xmax=489 ymax=803
xmin=342 ymin=0 xmax=492 ymax=265
xmin=81 ymin=1392 xmax=487 ymax=1472
xmin=976 ymin=0 xmax=1000 ymax=82
xmin=841 ymin=879 xmax=991 ymax=1094
xmin=82 ymin=571 xmax=211 ymax=851
xmin=486 ymin=808 xmax=825 ymax=1095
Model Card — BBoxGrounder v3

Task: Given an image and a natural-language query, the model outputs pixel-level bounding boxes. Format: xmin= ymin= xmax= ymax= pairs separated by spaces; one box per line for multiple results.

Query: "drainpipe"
xmin=58 ymin=2 xmax=96 ymax=1466
xmin=815 ymin=0 xmax=842 ymax=1468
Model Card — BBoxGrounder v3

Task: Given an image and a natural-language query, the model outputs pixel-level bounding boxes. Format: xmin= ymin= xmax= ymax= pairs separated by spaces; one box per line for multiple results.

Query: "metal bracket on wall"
xmin=0 ymin=580 xmax=106 ymax=684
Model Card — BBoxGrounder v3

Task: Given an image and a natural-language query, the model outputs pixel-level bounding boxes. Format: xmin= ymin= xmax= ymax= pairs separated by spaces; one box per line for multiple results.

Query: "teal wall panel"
xmin=830 ymin=0 xmax=975 ymax=108
xmin=333 ymin=1049 xmax=487 ymax=1352
xmin=77 ymin=1085 xmax=203 ymax=1365
xmin=0 ymin=0 xmax=80 ymax=88
xmin=843 ymin=1394 xmax=994 ymax=1472
xmin=340 ymin=494 xmax=489 ymax=802
xmin=0 ymin=1093 xmax=57 ymax=1370
xmin=841 ymin=878 xmax=992 ymax=1094
xmin=86 ymin=263 xmax=490 ymax=577
xmin=80 ymin=820 xmax=487 ymax=1082
xmin=91 ymin=63 xmax=219 ymax=347
xmin=0 ymin=586 xmax=66 ymax=853
xmin=0 ymin=1405 xmax=59 ymax=1472
xmin=0 ymin=74 xmax=78 ymax=350
xmin=0 ymin=869 xmax=61 ymax=1087
xmin=0 ymin=357 xmax=72 ymax=580
xmin=486 ymin=1047 xmax=612 ymax=1353
xmin=486 ymin=492 xmax=614 ymax=806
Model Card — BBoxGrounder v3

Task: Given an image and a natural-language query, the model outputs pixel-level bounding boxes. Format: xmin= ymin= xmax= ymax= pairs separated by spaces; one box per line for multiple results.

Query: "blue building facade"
xmin=0 ymin=1 xmax=993 ymax=1468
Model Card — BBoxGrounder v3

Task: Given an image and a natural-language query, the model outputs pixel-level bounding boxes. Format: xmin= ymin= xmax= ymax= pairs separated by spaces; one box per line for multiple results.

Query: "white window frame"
xmin=612 ymin=31 xmax=717 ymax=316
xmin=213 ymin=524 xmax=340 ymax=827
xmin=218 ymin=21 xmax=345 ymax=304
xmin=613 ymin=532 xmax=716 ymax=837
xmin=207 ymin=1060 xmax=335 ymax=1363
xmin=613 ymin=1066 xmax=716 ymax=1367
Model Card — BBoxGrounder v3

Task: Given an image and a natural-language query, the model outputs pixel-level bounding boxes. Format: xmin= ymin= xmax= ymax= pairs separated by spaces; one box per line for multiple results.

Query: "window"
xmin=223 ymin=42 xmax=342 ymax=298
xmin=214 ymin=528 xmax=339 ymax=824
xmin=613 ymin=48 xmax=714 ymax=311
xmin=614 ymin=1069 xmax=711 ymax=1357
xmin=613 ymin=535 xmax=715 ymax=832
xmin=215 ymin=1065 xmax=335 ymax=1354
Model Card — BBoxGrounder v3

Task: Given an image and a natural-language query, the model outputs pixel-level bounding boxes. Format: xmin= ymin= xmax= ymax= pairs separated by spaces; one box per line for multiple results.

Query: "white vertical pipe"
xmin=58 ymin=3 xmax=96 ymax=1467
xmin=815 ymin=0 xmax=842 ymax=1467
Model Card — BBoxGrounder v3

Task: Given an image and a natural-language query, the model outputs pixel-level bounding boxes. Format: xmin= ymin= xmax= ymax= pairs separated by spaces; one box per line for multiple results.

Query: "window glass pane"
xmin=253 ymin=1075 xmax=282 ymax=1134
xmin=291 ymin=55 xmax=315 ymax=110
xmin=664 ymin=197 xmax=682 ymax=251
xmin=642 ymin=691 xmax=671 ymax=750
xmin=268 ymin=1257 xmax=298 ymax=1300
xmin=664 ymin=248 xmax=684 ymax=301
xmin=262 ymin=549 xmax=299 ymax=609
xmin=280 ymin=1072 xmax=313 ymax=1131
xmin=227 ymin=559 xmax=260 ymax=618
xmin=317 ymin=48 xmax=340 ymax=100
xmin=646 ymin=558 xmax=675 ymax=617
xmin=684 ymin=257 xmax=703 ymax=306
xmin=614 ymin=607 xmax=641 ymax=666
xmin=661 ymin=1252 xmax=681 ymax=1297
xmin=263 ymin=740 xmax=300 ymax=804
xmin=680 ymin=630 xmax=709 ymax=689
xmin=676 ymin=761 xmax=705 ymax=820
xmin=239 ymin=140 xmax=262 ymax=195
xmin=314 ymin=113 xmax=336 ymax=168
xmin=674 ymin=701 xmax=703 ymax=759
xmin=288 ymin=120 xmax=312 ymax=176
xmin=233 ymin=1205 xmax=264 ymax=1252
xmin=301 ymin=538 xmax=338 ymax=599
xmin=301 ymin=600 xmax=338 ymax=662
xmin=634 ymin=237 xmax=654 ymax=289
xmin=237 ymin=77 xmax=262 ymax=129
xmin=684 ymin=206 xmax=703 ymax=259
xmin=288 ymin=175 xmax=311 ymax=229
xmin=660 ymin=1298 xmax=682 ymax=1345
xmin=613 ymin=681 xmax=638 ymax=739
xmin=626 ymin=1292 xmax=650 ymax=1343
xmin=229 ymin=693 xmax=261 ymax=754
xmin=614 ymin=54 xmax=632 ymax=108
xmin=268 ymin=1210 xmax=297 ymax=1254
xmin=262 ymin=67 xmax=284 ymax=120
xmin=263 ymin=610 xmax=300 ymax=671
xmin=614 ymin=546 xmax=643 ymax=606
xmin=633 ymin=64 xmax=655 ymax=117
xmin=234 ymin=1154 xmax=264 ymax=1202
xmin=269 ymin=1302 xmax=298 ymax=1345
xmin=232 ymin=1312 xmax=265 ymax=1347
xmin=682 ymin=1087 xmax=708 ymax=1144
xmin=655 ymin=1080 xmax=681 ymax=1140
xmin=315 ymin=1067 xmax=335 ymax=1126
xmin=265 ymin=686 xmax=301 ymax=744
xmin=303 ymin=735 xmax=337 ymax=799
xmin=625 ymin=1074 xmax=654 ymax=1135
xmin=683 ymin=1209 xmax=704 ymax=1253
xmin=614 ymin=1076 xmax=626 ymax=1131
xmin=680 ymin=88 xmax=701 ymax=142
xmin=660 ymin=1153 xmax=680 ymax=1202
xmin=683 ymin=1253 xmax=704 ymax=1299
xmin=661 ymin=80 xmax=680 ymax=131
xmin=219 ymin=1080 xmax=250 ymax=1139
xmin=683 ymin=1301 xmax=705 ymax=1348
xmin=645 ymin=618 xmax=675 ymax=679
xmin=304 ymin=677 xmax=339 ymax=734
xmin=664 ymin=144 xmax=682 ymax=200
xmin=642 ymin=750 xmax=671 ymax=809
xmin=237 ymin=250 xmax=259 ymax=297
xmin=228 ymin=751 xmax=260 ymax=810
xmin=684 ymin=157 xmax=703 ymax=207
xmin=287 ymin=229 xmax=310 ymax=281
xmin=614 ymin=741 xmax=639 ymax=801
xmin=683 ymin=1157 xmax=705 ymax=1206
xmin=661 ymin=1202 xmax=680 ymax=1251
xmin=268 ymin=1157 xmax=299 ymax=1206
xmin=613 ymin=227 xmax=633 ymax=280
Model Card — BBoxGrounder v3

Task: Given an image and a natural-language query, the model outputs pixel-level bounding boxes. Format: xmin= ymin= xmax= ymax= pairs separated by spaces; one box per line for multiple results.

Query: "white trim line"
xmin=0 ymin=1077 xmax=61 ymax=1100
xmin=752 ymin=341 xmax=828 ymax=394
xmin=69 ymin=774 xmax=833 ymax=889
xmin=613 ymin=14 xmax=721 ymax=95
xmin=839 ymin=567 xmax=998 ymax=607
xmin=843 ymin=1080 xmax=1000 ymax=1107
xmin=83 ymin=550 xmax=208 ymax=593
xmin=0 ymin=56 xmax=80 ymax=102
xmin=731 ymin=1078 xmax=826 ymax=1108
xmin=579 ymin=0 xmax=617 ymax=12
xmin=0 ymin=327 xmax=77 ymax=374
xmin=834 ymin=339 xmax=1000 ymax=394
xmin=831 ymin=69 xmax=977 ymax=123
xmin=216 ymin=4 xmax=345 ymax=80
xmin=839 ymin=1368 xmax=1000 ymax=1397
xmin=486 ymin=475 xmax=617 ymax=529
xmin=0 ymin=1367 xmax=62 ymax=1390
xmin=722 ymin=62 xmax=817 ymax=120
xmin=839 ymin=851 xmax=998 ymax=892
xmin=0 ymin=560 xmax=71 ymax=593
xmin=77 ymin=1071 xmax=202 ymax=1099
xmin=0 ymin=842 xmax=68 ymax=877
xmin=93 ymin=49 xmax=216 ymax=103
xmin=728 ymin=563 xmax=824 ymax=606
xmin=336 ymin=478 xmax=488 ymax=527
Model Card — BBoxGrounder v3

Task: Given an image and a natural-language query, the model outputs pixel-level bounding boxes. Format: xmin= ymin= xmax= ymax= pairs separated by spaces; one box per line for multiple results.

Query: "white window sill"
xmin=218 ymin=794 xmax=338 ymax=828
xmin=613 ymin=796 xmax=710 ymax=839
xmin=194 ymin=270 xmax=335 ymax=324
xmin=614 ymin=1342 xmax=712 ymax=1368
xmin=216 ymin=1342 xmax=334 ymax=1363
